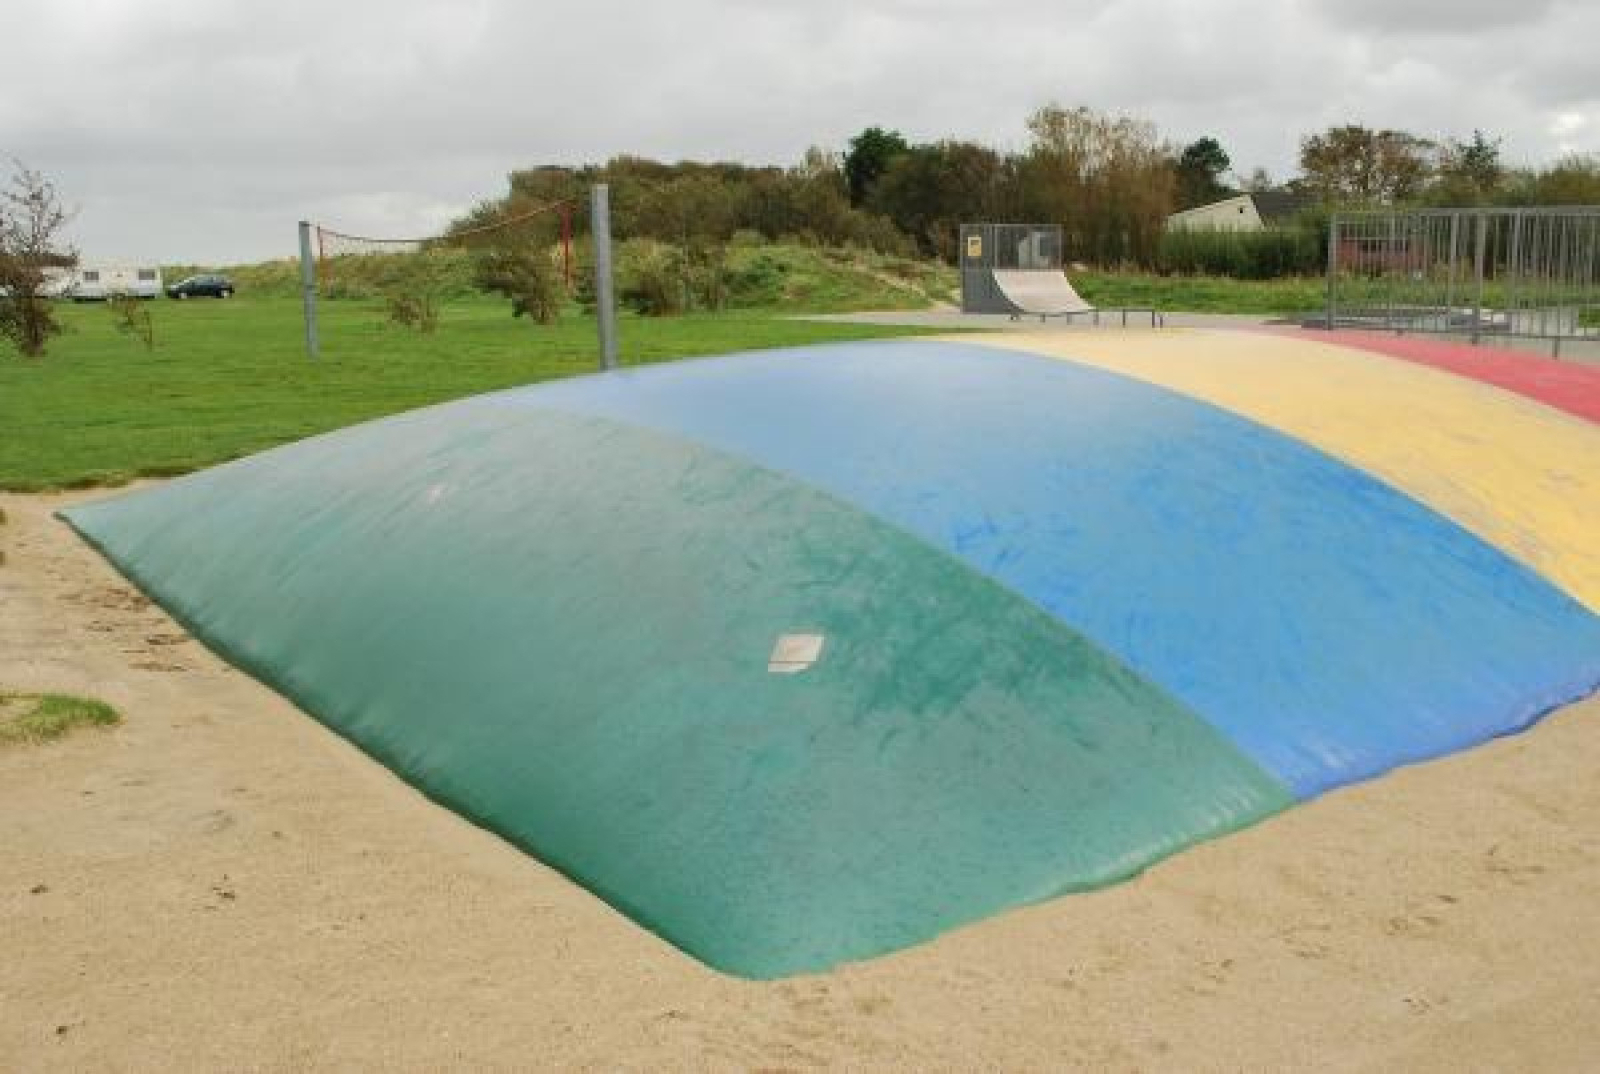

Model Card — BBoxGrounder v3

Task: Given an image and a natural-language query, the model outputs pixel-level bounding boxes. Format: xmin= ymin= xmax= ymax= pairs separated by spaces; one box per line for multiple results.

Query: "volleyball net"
xmin=312 ymin=199 xmax=578 ymax=291
xmin=297 ymin=185 xmax=616 ymax=367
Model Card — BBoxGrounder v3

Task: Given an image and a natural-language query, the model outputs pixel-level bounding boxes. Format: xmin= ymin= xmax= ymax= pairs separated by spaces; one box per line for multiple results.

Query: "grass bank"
xmin=1073 ymin=271 xmax=1324 ymax=315
xmin=169 ymin=239 xmax=959 ymax=312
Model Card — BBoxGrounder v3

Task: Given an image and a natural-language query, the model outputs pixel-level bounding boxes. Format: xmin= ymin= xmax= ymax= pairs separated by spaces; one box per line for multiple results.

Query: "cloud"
xmin=1305 ymin=0 xmax=1566 ymax=33
xmin=1 ymin=0 xmax=1596 ymax=262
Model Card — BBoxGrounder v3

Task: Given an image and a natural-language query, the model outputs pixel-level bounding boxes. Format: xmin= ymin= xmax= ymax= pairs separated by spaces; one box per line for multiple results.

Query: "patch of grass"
xmin=1073 ymin=271 xmax=1326 ymax=315
xmin=0 ymin=296 xmax=946 ymax=491
xmin=0 ymin=692 xmax=120 ymax=746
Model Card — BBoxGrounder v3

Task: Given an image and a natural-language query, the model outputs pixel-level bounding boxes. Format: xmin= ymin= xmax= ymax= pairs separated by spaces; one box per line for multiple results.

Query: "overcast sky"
xmin=3 ymin=0 xmax=1597 ymax=264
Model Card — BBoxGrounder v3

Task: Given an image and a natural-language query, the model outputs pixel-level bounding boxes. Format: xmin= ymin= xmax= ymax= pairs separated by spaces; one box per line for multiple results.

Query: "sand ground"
xmin=3 ymin=488 xmax=1599 ymax=1071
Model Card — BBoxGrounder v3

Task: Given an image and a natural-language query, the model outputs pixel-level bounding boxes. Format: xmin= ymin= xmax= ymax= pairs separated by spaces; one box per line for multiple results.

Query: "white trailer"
xmin=67 ymin=262 xmax=163 ymax=300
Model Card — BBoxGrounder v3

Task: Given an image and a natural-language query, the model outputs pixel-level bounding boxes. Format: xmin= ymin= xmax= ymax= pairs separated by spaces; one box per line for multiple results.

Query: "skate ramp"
xmin=991 ymin=269 xmax=1094 ymax=315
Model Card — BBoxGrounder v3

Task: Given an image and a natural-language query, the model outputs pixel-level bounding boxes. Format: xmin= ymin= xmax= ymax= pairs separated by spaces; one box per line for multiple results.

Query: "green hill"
xmin=167 ymin=239 xmax=957 ymax=315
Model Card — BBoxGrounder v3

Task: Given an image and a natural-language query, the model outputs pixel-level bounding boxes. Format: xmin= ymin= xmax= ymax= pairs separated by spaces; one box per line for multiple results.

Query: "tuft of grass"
xmin=0 ymin=692 xmax=120 ymax=746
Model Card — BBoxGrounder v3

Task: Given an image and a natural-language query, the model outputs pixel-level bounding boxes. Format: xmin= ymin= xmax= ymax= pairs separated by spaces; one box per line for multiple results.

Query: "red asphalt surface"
xmin=1260 ymin=328 xmax=1600 ymax=426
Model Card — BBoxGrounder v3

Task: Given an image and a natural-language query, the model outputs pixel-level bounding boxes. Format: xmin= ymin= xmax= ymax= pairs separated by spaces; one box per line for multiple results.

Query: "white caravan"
xmin=66 ymin=263 xmax=164 ymax=300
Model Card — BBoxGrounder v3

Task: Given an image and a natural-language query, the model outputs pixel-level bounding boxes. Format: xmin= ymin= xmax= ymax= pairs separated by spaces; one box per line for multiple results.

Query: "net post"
xmin=297 ymin=220 xmax=320 ymax=360
xmin=561 ymin=205 xmax=573 ymax=291
xmin=591 ymin=184 xmax=618 ymax=370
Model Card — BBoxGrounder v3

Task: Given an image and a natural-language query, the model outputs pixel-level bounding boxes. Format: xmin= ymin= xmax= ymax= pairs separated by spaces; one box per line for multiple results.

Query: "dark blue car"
xmin=166 ymin=274 xmax=235 ymax=299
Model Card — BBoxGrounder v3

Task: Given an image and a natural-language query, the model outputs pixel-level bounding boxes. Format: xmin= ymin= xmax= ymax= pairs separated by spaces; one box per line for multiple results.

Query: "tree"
xmin=1503 ymin=154 xmax=1600 ymax=206
xmin=1018 ymin=103 xmax=1176 ymax=266
xmin=0 ymin=160 xmax=76 ymax=358
xmin=1297 ymin=124 xmax=1436 ymax=204
xmin=1175 ymin=137 xmax=1232 ymax=208
xmin=1427 ymin=130 xmax=1504 ymax=204
xmin=843 ymin=127 xmax=909 ymax=207
xmin=1448 ymin=131 xmax=1503 ymax=191
xmin=1239 ymin=166 xmax=1276 ymax=192
xmin=485 ymin=153 xmax=909 ymax=255
xmin=869 ymin=140 xmax=1012 ymax=260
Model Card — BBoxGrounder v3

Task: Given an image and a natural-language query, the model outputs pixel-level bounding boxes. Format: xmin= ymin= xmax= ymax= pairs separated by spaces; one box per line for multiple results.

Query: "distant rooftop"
xmin=1249 ymin=190 xmax=1313 ymax=223
xmin=1167 ymin=191 xmax=1314 ymax=226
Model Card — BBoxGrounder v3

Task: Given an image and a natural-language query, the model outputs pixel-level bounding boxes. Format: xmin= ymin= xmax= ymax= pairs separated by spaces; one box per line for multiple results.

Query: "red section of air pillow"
xmin=1259 ymin=328 xmax=1600 ymax=425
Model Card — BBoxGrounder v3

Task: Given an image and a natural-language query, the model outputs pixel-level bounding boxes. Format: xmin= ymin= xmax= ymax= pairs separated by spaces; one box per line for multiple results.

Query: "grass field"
xmin=0 ymin=296 xmax=942 ymax=491
xmin=1 ymin=256 xmax=1329 ymax=491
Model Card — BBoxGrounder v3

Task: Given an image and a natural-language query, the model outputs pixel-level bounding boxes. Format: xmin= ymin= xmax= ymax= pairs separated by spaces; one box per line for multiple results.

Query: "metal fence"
xmin=1324 ymin=207 xmax=1600 ymax=355
xmin=960 ymin=223 xmax=1063 ymax=271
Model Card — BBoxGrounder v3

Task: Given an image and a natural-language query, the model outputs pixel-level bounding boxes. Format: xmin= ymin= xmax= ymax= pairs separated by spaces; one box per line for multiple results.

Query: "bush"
xmin=1158 ymin=227 xmax=1321 ymax=279
xmin=619 ymin=242 xmax=688 ymax=315
xmin=376 ymin=250 xmax=454 ymax=333
xmin=722 ymin=249 xmax=792 ymax=306
xmin=384 ymin=290 xmax=438 ymax=333
xmin=473 ymin=247 xmax=564 ymax=324
xmin=610 ymin=238 xmax=730 ymax=316
xmin=107 ymin=294 xmax=155 ymax=350
xmin=684 ymin=241 xmax=730 ymax=311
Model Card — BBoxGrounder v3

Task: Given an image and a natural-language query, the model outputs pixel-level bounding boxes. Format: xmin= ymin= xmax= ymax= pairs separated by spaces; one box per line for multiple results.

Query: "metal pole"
xmin=1506 ymin=209 xmax=1522 ymax=332
xmin=1471 ymin=212 xmax=1487 ymax=345
xmin=561 ymin=205 xmax=573 ymax=291
xmin=1324 ymin=213 xmax=1339 ymax=329
xmin=1385 ymin=214 xmax=1398 ymax=332
xmin=1445 ymin=211 xmax=1459 ymax=319
xmin=591 ymin=184 xmax=618 ymax=371
xmin=297 ymin=220 xmax=320 ymax=360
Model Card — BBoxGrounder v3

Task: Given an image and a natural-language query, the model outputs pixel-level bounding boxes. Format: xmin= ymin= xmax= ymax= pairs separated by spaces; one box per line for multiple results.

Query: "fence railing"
xmin=1324 ymin=207 xmax=1600 ymax=355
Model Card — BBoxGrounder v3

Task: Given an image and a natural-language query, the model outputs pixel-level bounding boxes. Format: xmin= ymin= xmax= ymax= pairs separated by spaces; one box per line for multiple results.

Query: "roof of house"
xmin=1167 ymin=194 xmax=1251 ymax=220
xmin=1250 ymin=190 xmax=1313 ymax=224
xmin=1167 ymin=191 xmax=1314 ymax=225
